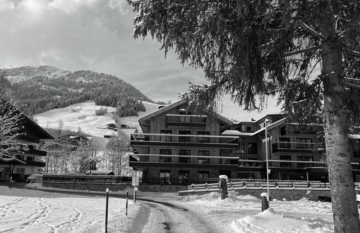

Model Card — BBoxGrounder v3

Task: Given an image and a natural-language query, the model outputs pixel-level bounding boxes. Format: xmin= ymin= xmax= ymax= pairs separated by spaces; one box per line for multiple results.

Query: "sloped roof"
xmin=222 ymin=118 xmax=286 ymax=136
xmin=0 ymin=157 xmax=26 ymax=164
xmin=0 ymin=97 xmax=54 ymax=140
xmin=139 ymin=99 xmax=232 ymax=125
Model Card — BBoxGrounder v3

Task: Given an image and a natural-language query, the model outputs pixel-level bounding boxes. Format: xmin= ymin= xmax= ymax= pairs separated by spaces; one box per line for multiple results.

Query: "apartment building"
xmin=129 ymin=100 xmax=360 ymax=184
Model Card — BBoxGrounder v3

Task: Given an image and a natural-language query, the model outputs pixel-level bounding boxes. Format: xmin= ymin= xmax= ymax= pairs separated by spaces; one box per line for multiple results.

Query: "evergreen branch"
xmin=297 ymin=21 xmax=326 ymax=41
xmin=345 ymin=49 xmax=360 ymax=57
xmin=343 ymin=82 xmax=360 ymax=90
xmin=285 ymin=46 xmax=320 ymax=57
xmin=344 ymin=78 xmax=360 ymax=83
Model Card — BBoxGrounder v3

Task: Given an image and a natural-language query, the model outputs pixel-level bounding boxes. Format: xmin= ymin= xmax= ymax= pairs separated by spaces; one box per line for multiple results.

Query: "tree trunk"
xmin=322 ymin=40 xmax=360 ymax=232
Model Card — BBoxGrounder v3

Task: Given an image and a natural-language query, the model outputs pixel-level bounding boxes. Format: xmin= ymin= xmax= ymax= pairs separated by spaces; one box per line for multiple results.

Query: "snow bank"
xmin=231 ymin=208 xmax=334 ymax=233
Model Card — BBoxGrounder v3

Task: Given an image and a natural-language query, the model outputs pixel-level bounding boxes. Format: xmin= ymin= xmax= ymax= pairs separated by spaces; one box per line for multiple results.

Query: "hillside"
xmin=34 ymin=101 xmax=160 ymax=147
xmin=0 ymin=66 xmax=152 ymax=116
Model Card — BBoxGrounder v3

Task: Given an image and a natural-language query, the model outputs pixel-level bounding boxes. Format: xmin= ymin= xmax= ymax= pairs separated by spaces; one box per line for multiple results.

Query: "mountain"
xmin=0 ymin=66 xmax=152 ymax=116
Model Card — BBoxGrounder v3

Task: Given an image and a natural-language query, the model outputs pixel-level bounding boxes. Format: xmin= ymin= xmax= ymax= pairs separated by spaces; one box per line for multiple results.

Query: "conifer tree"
xmin=129 ymin=1 xmax=360 ymax=231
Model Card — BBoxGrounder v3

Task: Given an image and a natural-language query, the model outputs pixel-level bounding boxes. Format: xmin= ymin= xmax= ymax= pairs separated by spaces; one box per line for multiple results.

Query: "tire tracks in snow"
xmin=139 ymin=199 xmax=219 ymax=233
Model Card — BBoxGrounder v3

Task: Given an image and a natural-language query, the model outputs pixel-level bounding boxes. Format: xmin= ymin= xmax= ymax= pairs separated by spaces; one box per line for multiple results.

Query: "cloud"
xmin=0 ymin=0 xmax=281 ymax=120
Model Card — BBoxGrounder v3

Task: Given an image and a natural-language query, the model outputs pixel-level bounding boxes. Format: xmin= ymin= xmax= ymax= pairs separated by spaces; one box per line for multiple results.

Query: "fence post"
xmin=133 ymin=187 xmax=137 ymax=203
xmin=105 ymin=188 xmax=109 ymax=233
xmin=261 ymin=192 xmax=269 ymax=211
xmin=126 ymin=191 xmax=128 ymax=216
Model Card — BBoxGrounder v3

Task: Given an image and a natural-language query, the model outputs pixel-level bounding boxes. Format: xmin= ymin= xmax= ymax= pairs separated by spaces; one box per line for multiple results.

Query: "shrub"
xmin=95 ymin=107 xmax=108 ymax=116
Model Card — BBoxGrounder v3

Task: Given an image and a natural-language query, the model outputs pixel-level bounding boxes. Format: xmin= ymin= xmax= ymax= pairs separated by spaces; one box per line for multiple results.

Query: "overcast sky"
xmin=0 ymin=0 xmax=281 ymax=121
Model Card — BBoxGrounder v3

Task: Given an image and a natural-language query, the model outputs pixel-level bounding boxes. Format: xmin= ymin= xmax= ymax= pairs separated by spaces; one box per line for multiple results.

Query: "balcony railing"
xmin=166 ymin=114 xmax=207 ymax=127
xmin=131 ymin=133 xmax=239 ymax=148
xmin=272 ymin=142 xmax=324 ymax=153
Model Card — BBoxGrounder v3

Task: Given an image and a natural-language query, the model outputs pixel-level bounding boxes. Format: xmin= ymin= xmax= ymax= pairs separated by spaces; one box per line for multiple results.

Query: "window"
xmin=239 ymin=142 xmax=245 ymax=154
xmin=179 ymin=130 xmax=191 ymax=142
xmin=280 ymin=155 xmax=292 ymax=168
xmin=198 ymin=171 xmax=209 ymax=180
xmin=160 ymin=170 xmax=171 ymax=184
xmin=198 ymin=131 xmax=210 ymax=143
xmin=246 ymin=126 xmax=252 ymax=132
xmin=220 ymin=149 xmax=238 ymax=164
xmin=159 ymin=149 xmax=172 ymax=163
xmin=237 ymin=172 xmax=255 ymax=179
xmin=198 ymin=150 xmax=210 ymax=164
xmin=296 ymin=138 xmax=313 ymax=149
xmin=354 ymin=151 xmax=360 ymax=158
xmin=15 ymin=155 xmax=24 ymax=160
xmin=178 ymin=171 xmax=189 ymax=185
xmin=280 ymin=126 xmax=287 ymax=135
xmin=247 ymin=142 xmax=257 ymax=154
xmin=160 ymin=130 xmax=172 ymax=142
xmin=279 ymin=137 xmax=291 ymax=149
xmin=297 ymin=156 xmax=314 ymax=168
xmin=26 ymin=156 xmax=34 ymax=161
xmin=178 ymin=150 xmax=191 ymax=163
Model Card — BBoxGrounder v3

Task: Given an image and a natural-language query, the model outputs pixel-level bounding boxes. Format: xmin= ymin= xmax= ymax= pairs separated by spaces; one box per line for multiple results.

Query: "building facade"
xmin=0 ymin=98 xmax=54 ymax=181
xmin=129 ymin=100 xmax=360 ymax=184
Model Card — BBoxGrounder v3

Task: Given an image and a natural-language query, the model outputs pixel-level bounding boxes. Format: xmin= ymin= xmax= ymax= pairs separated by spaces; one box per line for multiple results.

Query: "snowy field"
xmin=34 ymin=101 xmax=160 ymax=146
xmin=178 ymin=191 xmax=335 ymax=233
xmin=0 ymin=185 xmax=140 ymax=233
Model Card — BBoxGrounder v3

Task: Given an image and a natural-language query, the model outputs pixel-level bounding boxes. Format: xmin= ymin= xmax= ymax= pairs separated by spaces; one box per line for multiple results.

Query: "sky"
xmin=0 ymin=0 xmax=281 ymax=121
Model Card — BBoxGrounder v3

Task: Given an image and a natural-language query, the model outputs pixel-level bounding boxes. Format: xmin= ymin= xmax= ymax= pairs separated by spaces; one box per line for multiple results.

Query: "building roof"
xmin=85 ymin=170 xmax=115 ymax=175
xmin=139 ymin=99 xmax=232 ymax=126
xmin=0 ymin=97 xmax=54 ymax=141
xmin=222 ymin=118 xmax=286 ymax=136
xmin=0 ymin=157 xmax=26 ymax=165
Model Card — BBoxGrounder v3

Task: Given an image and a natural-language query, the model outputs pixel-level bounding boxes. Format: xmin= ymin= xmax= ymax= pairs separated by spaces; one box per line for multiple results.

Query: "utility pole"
xmin=265 ymin=119 xmax=270 ymax=201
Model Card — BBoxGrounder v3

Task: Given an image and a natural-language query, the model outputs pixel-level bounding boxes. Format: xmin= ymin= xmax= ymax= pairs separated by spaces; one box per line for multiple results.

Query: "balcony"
xmin=131 ymin=133 xmax=239 ymax=149
xmin=166 ymin=114 xmax=207 ymax=127
xmin=272 ymin=142 xmax=323 ymax=153
xmin=129 ymin=153 xmax=239 ymax=169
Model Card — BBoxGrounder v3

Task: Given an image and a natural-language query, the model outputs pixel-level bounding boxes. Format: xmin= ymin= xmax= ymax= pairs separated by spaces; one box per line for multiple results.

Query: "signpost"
xmin=132 ymin=171 xmax=140 ymax=203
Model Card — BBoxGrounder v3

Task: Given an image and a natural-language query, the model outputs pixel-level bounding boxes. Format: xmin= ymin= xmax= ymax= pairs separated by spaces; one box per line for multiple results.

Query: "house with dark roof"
xmin=0 ymin=98 xmax=54 ymax=181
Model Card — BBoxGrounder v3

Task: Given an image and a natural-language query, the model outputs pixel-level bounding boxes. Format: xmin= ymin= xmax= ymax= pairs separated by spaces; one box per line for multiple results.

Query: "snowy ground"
xmin=34 ymin=101 xmax=160 ymax=147
xmin=177 ymin=191 xmax=335 ymax=233
xmin=0 ymin=185 xmax=140 ymax=233
xmin=1 ymin=184 xmax=354 ymax=233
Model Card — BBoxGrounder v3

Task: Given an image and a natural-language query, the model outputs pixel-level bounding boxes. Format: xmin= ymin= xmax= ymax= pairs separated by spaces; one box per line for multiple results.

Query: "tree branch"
xmin=297 ymin=21 xmax=326 ymax=41
xmin=285 ymin=46 xmax=320 ymax=57
xmin=343 ymin=82 xmax=360 ymax=89
xmin=344 ymin=49 xmax=360 ymax=57
xmin=344 ymin=78 xmax=360 ymax=83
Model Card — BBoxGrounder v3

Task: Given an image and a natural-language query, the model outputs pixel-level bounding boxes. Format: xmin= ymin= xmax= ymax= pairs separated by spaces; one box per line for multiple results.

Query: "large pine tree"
xmin=128 ymin=0 xmax=360 ymax=231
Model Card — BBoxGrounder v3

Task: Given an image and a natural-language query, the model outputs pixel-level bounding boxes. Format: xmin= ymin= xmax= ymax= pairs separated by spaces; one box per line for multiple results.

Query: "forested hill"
xmin=0 ymin=66 xmax=152 ymax=116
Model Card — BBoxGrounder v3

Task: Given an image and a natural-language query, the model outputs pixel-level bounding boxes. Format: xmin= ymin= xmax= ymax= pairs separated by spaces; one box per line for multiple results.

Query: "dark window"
xmin=297 ymin=156 xmax=314 ymax=168
xmin=26 ymin=156 xmax=34 ymax=161
xmin=280 ymin=155 xmax=292 ymax=168
xmin=159 ymin=149 xmax=172 ymax=163
xmin=160 ymin=170 xmax=171 ymax=184
xmin=246 ymin=126 xmax=251 ymax=132
xmin=279 ymin=137 xmax=291 ymax=148
xmin=179 ymin=130 xmax=191 ymax=142
xmin=296 ymin=138 xmax=313 ymax=149
xmin=179 ymin=150 xmax=191 ymax=163
xmin=160 ymin=130 xmax=172 ymax=142
xmin=198 ymin=150 xmax=210 ymax=164
xmin=16 ymin=168 xmax=25 ymax=175
xmin=247 ymin=142 xmax=257 ymax=154
xmin=198 ymin=171 xmax=209 ymax=180
xmin=198 ymin=131 xmax=210 ymax=143
xmin=237 ymin=172 xmax=255 ymax=179
xmin=15 ymin=155 xmax=24 ymax=160
xmin=178 ymin=171 xmax=189 ymax=185
xmin=220 ymin=149 xmax=237 ymax=164
xmin=354 ymin=151 xmax=360 ymax=158
xmin=280 ymin=126 xmax=287 ymax=135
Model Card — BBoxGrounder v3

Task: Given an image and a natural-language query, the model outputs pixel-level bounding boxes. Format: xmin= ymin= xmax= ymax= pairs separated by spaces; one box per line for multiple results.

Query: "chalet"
xmin=58 ymin=133 xmax=92 ymax=146
xmin=0 ymin=98 xmax=54 ymax=181
xmin=129 ymin=99 xmax=360 ymax=185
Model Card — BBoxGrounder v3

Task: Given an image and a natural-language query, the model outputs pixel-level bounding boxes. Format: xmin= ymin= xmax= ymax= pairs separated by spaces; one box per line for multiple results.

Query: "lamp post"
xmin=265 ymin=119 xmax=270 ymax=200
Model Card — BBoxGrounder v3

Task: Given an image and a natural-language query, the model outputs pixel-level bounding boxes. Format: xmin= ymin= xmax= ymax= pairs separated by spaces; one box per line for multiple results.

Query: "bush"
xmin=95 ymin=107 xmax=108 ymax=116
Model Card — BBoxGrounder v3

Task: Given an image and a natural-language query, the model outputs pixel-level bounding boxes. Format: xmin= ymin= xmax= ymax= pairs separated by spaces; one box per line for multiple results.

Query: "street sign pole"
xmin=265 ymin=119 xmax=270 ymax=201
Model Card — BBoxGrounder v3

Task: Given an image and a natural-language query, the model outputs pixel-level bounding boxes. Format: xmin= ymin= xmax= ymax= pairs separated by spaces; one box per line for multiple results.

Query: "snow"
xmin=179 ymin=191 xmax=335 ymax=233
xmin=0 ymin=185 xmax=140 ymax=233
xmin=34 ymin=101 xmax=160 ymax=147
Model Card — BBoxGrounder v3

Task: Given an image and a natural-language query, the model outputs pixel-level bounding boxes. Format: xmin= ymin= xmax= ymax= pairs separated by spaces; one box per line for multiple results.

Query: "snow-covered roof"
xmin=222 ymin=118 xmax=286 ymax=137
